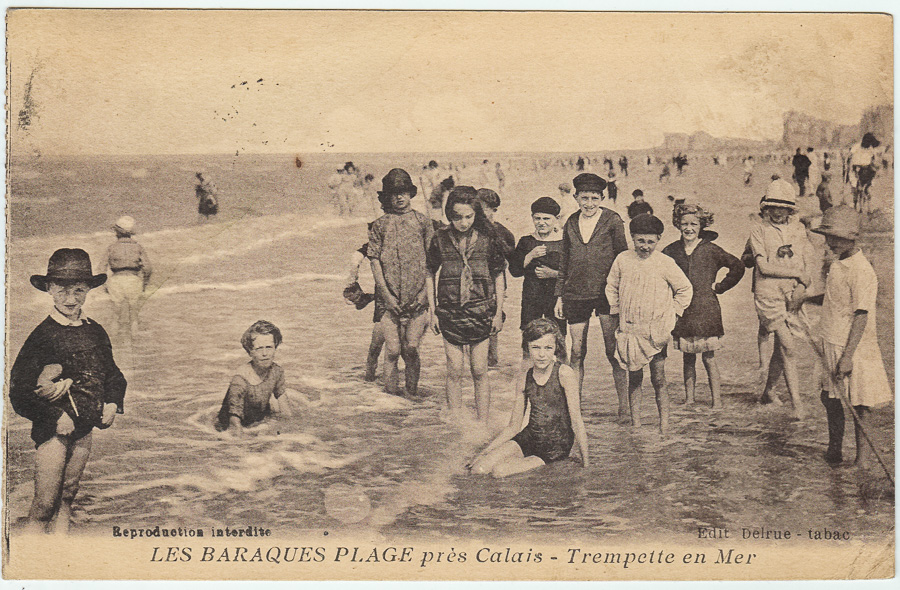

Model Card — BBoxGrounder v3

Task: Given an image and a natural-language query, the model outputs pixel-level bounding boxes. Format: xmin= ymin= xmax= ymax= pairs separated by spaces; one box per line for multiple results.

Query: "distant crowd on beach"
xmin=8 ymin=132 xmax=894 ymax=534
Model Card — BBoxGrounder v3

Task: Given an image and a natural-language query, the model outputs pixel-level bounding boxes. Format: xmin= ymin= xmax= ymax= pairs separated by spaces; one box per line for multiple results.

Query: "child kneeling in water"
xmin=467 ymin=319 xmax=589 ymax=477
xmin=216 ymin=320 xmax=300 ymax=437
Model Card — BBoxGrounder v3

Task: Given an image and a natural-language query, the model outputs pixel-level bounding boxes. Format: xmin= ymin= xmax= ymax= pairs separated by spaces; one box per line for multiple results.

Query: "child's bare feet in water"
xmin=658 ymin=418 xmax=668 ymax=435
xmin=759 ymin=393 xmax=783 ymax=406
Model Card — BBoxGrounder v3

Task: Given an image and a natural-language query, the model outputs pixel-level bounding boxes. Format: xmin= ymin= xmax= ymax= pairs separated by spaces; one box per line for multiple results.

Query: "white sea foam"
xmin=151 ymin=273 xmax=343 ymax=297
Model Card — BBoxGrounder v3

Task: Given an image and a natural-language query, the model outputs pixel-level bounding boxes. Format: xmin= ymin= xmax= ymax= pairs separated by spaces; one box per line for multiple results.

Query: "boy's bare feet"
xmin=759 ymin=393 xmax=783 ymax=406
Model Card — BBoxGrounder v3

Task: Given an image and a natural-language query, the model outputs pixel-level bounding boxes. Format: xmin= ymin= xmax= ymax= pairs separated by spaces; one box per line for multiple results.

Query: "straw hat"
xmin=760 ymin=179 xmax=797 ymax=210
xmin=812 ymin=205 xmax=860 ymax=240
xmin=114 ymin=215 xmax=136 ymax=235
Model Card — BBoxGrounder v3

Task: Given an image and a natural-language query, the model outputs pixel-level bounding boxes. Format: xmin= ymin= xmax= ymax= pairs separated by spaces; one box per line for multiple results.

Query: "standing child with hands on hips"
xmin=468 ymin=319 xmax=589 ymax=477
xmin=606 ymin=214 xmax=693 ymax=433
xmin=9 ymin=249 xmax=126 ymax=534
xmin=662 ymin=203 xmax=744 ymax=407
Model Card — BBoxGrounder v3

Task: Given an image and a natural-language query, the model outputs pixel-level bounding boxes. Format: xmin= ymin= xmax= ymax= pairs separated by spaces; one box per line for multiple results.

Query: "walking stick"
xmin=833 ymin=376 xmax=894 ymax=486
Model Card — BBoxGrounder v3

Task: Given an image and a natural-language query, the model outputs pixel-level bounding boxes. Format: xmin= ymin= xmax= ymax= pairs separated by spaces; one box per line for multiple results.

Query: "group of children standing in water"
xmin=338 ymin=166 xmax=891 ymax=479
xmin=9 ymin=161 xmax=892 ymax=533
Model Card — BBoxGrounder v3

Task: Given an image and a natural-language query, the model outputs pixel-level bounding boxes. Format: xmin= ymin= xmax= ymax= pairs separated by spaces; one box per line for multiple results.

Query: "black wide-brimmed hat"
xmin=572 ymin=173 xmax=608 ymax=193
xmin=30 ymin=248 xmax=107 ymax=292
xmin=378 ymin=168 xmax=418 ymax=198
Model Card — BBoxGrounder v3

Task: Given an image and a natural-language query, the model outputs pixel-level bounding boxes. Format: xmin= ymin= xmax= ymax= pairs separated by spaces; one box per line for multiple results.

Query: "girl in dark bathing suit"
xmin=467 ymin=319 xmax=589 ymax=477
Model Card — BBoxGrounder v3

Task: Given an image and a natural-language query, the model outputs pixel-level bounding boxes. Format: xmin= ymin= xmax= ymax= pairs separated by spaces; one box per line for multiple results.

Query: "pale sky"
xmin=7 ymin=10 xmax=894 ymax=154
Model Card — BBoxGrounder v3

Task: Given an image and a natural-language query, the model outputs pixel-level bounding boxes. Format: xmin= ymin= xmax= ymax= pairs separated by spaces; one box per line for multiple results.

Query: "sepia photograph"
xmin=3 ymin=8 xmax=894 ymax=581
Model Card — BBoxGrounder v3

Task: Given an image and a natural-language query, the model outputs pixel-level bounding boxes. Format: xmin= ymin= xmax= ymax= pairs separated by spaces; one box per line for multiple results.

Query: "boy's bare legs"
xmin=852 ymin=405 xmax=872 ymax=469
xmin=443 ymin=339 xmax=466 ymax=420
xmin=487 ymin=334 xmax=500 ymax=367
xmin=599 ymin=314 xmax=629 ymax=422
xmin=682 ymin=352 xmax=697 ymax=404
xmin=568 ymin=321 xmax=589 ymax=398
xmin=28 ymin=433 xmax=89 ymax=534
xmin=649 ymin=353 xmax=670 ymax=434
xmin=758 ymin=324 xmax=776 ymax=403
xmin=773 ymin=323 xmax=804 ymax=419
xmin=628 ymin=369 xmax=644 ymax=427
xmin=821 ymin=390 xmax=845 ymax=464
xmin=380 ymin=314 xmax=403 ymax=395
xmin=469 ymin=339 xmax=492 ymax=424
xmin=27 ymin=436 xmax=67 ymax=532
xmin=364 ymin=324 xmax=385 ymax=382
xmin=400 ymin=311 xmax=429 ymax=397
xmin=52 ymin=433 xmax=92 ymax=535
xmin=702 ymin=351 xmax=722 ymax=408
xmin=759 ymin=324 xmax=784 ymax=406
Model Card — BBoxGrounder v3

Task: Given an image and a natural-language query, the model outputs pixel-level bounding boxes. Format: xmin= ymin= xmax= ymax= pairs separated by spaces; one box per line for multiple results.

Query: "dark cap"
xmin=572 ymin=173 xmax=607 ymax=194
xmin=531 ymin=197 xmax=561 ymax=216
xmin=629 ymin=213 xmax=665 ymax=236
xmin=627 ymin=200 xmax=654 ymax=220
xmin=378 ymin=168 xmax=418 ymax=197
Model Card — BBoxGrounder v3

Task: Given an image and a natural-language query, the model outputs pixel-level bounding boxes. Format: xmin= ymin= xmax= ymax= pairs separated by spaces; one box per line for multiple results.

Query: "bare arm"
xmin=426 ymin=274 xmax=440 ymax=335
xmin=492 ymin=271 xmax=505 ymax=334
xmin=228 ymin=415 xmax=244 ymax=437
xmin=560 ymin=364 xmax=589 ymax=467
xmin=346 ymin=250 xmax=366 ymax=286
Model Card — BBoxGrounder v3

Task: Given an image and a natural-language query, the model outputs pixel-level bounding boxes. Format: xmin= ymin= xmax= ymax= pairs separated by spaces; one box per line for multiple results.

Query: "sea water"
xmin=5 ymin=153 xmax=893 ymax=542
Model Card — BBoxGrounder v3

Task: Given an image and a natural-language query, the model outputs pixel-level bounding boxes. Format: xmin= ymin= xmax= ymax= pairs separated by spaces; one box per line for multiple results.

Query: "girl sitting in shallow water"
xmin=467 ymin=319 xmax=589 ymax=477
xmin=216 ymin=320 xmax=303 ymax=437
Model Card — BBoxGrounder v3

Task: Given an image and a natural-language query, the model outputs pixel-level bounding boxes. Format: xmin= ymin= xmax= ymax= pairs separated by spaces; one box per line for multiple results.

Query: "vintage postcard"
xmin=3 ymin=9 xmax=894 ymax=581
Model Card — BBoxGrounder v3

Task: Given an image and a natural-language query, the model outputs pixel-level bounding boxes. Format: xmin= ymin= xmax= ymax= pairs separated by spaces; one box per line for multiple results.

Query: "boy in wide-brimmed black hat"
xmin=10 ymin=248 xmax=127 ymax=534
xmin=367 ymin=169 xmax=435 ymax=397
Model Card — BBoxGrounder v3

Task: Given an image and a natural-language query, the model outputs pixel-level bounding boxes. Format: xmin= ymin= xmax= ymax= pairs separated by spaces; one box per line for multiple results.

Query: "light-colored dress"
xmin=821 ymin=251 xmax=892 ymax=407
xmin=606 ymin=250 xmax=693 ymax=371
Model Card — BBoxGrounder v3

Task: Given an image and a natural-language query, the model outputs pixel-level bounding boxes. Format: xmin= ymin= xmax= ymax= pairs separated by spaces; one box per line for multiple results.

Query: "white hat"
xmin=760 ymin=179 xmax=797 ymax=210
xmin=114 ymin=215 xmax=136 ymax=235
